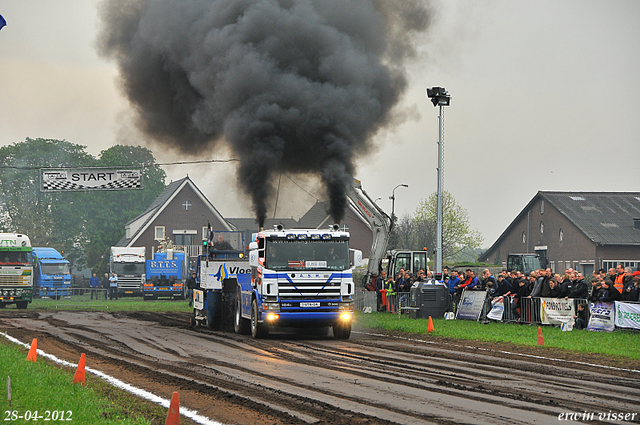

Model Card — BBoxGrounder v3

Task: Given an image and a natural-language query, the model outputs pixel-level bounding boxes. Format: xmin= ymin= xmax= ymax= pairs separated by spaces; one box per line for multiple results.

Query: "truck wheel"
xmin=333 ymin=321 xmax=351 ymax=339
xmin=16 ymin=301 xmax=28 ymax=310
xmin=250 ymin=299 xmax=268 ymax=338
xmin=234 ymin=292 xmax=250 ymax=335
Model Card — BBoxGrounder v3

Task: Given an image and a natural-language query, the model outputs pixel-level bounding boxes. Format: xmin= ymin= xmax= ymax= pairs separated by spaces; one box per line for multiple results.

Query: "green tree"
xmin=389 ymin=213 xmax=436 ymax=253
xmin=413 ymin=191 xmax=484 ymax=263
xmin=0 ymin=139 xmax=166 ymax=273
xmin=0 ymin=138 xmax=96 ymax=261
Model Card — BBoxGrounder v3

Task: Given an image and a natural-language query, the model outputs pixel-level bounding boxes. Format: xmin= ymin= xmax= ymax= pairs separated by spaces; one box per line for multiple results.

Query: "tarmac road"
xmin=2 ymin=310 xmax=640 ymax=425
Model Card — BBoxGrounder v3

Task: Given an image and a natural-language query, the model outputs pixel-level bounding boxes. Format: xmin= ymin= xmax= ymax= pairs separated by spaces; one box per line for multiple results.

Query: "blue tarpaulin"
xmin=0 ymin=15 xmax=6 ymax=30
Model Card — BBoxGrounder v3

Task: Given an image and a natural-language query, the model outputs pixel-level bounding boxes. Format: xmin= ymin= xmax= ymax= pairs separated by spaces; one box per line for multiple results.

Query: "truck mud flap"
xmin=220 ymin=279 xmax=238 ymax=332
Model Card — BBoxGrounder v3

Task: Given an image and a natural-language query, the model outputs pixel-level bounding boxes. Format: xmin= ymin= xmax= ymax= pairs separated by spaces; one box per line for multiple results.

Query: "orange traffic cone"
xmin=537 ymin=326 xmax=544 ymax=346
xmin=26 ymin=338 xmax=37 ymax=362
xmin=73 ymin=353 xmax=86 ymax=385
xmin=165 ymin=392 xmax=180 ymax=425
xmin=428 ymin=316 xmax=435 ymax=333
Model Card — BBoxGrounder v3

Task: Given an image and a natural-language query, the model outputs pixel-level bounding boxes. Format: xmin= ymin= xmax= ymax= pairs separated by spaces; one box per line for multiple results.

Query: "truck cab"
xmin=507 ymin=253 xmax=542 ymax=275
xmin=32 ymin=247 xmax=71 ymax=299
xmin=239 ymin=225 xmax=363 ymax=339
xmin=110 ymin=247 xmax=146 ymax=296
xmin=0 ymin=233 xmax=33 ymax=309
xmin=192 ymin=230 xmax=249 ymax=329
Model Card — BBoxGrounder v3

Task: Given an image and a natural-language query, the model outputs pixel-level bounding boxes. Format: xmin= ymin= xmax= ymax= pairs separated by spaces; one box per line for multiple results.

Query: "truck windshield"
xmin=265 ymin=239 xmax=349 ymax=271
xmin=0 ymin=251 xmax=32 ymax=265
xmin=112 ymin=263 xmax=145 ymax=275
xmin=40 ymin=264 xmax=70 ymax=275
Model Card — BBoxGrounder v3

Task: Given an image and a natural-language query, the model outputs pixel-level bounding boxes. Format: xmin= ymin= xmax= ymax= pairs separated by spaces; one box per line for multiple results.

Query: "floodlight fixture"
xmin=426 ymin=87 xmax=451 ymax=107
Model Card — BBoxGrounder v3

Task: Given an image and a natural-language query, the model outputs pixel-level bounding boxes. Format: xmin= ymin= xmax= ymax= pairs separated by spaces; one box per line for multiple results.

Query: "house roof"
xmin=116 ymin=176 xmax=232 ymax=247
xmin=483 ymin=191 xmax=640 ymax=256
xmin=298 ymin=201 xmax=332 ymax=229
xmin=539 ymin=191 xmax=640 ymax=245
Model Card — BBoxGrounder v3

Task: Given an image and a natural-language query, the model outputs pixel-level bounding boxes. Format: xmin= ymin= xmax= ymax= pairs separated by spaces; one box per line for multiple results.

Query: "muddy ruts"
xmin=97 ymin=0 xmax=432 ymax=226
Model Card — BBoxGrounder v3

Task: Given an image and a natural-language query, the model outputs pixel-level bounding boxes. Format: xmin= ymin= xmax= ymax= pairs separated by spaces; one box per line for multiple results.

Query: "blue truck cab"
xmin=32 ymin=247 xmax=71 ymax=298
xmin=235 ymin=225 xmax=363 ymax=339
xmin=144 ymin=250 xmax=187 ymax=300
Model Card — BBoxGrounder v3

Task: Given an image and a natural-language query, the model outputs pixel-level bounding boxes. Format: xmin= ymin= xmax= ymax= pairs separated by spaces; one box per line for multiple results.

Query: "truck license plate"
xmin=300 ymin=302 xmax=320 ymax=308
xmin=125 ymin=291 xmax=133 ymax=294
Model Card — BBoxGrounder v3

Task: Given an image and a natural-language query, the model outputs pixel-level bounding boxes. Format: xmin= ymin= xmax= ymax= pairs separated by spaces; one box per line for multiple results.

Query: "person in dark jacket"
xmin=599 ymin=280 xmax=622 ymax=303
xmin=625 ymin=271 xmax=640 ymax=301
xmin=375 ymin=271 xmax=386 ymax=311
xmin=101 ymin=273 xmax=110 ymax=300
xmin=566 ymin=273 xmax=589 ymax=300
xmin=574 ymin=303 xmax=588 ymax=330
xmin=548 ymin=278 xmax=562 ymax=298
xmin=480 ymin=269 xmax=496 ymax=292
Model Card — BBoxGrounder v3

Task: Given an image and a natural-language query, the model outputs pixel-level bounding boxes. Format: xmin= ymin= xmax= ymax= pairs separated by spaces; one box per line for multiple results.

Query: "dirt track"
xmin=2 ymin=310 xmax=640 ymax=425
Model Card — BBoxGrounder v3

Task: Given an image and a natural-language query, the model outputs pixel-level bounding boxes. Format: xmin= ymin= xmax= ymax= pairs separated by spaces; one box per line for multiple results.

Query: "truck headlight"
xmin=263 ymin=302 xmax=280 ymax=311
xmin=338 ymin=302 xmax=353 ymax=311
xmin=266 ymin=313 xmax=280 ymax=321
xmin=339 ymin=313 xmax=352 ymax=321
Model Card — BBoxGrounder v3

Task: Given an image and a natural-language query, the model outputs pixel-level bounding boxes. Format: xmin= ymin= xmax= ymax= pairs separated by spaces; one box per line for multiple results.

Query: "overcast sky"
xmin=1 ymin=0 xmax=639 ymax=248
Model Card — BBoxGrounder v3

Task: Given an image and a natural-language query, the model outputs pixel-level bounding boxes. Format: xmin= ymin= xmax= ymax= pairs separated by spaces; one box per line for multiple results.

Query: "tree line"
xmin=387 ymin=191 xmax=485 ymax=264
xmin=0 ymin=138 xmax=166 ymax=274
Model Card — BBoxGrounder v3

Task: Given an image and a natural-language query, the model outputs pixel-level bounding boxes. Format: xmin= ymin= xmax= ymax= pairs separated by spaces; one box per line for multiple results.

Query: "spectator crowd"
xmin=368 ymin=263 xmax=640 ymax=327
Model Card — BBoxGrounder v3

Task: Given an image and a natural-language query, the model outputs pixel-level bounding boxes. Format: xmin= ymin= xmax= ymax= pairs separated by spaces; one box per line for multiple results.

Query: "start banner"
xmin=540 ymin=298 xmax=575 ymax=326
xmin=41 ymin=168 xmax=142 ymax=191
xmin=614 ymin=301 xmax=640 ymax=330
xmin=587 ymin=302 xmax=615 ymax=332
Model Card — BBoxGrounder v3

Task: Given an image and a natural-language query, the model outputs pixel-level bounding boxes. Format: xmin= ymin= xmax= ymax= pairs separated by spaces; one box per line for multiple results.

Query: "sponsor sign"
xmin=587 ymin=302 xmax=615 ymax=332
xmin=614 ymin=301 xmax=640 ymax=330
xmin=456 ymin=289 xmax=486 ymax=321
xmin=201 ymin=260 xmax=251 ymax=290
xmin=540 ymin=298 xmax=575 ymax=326
xmin=41 ymin=168 xmax=142 ymax=191
xmin=487 ymin=296 xmax=504 ymax=321
xmin=148 ymin=260 xmax=180 ymax=275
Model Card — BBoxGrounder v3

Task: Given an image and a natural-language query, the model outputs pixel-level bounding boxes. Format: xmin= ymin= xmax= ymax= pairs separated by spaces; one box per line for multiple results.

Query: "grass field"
xmin=25 ymin=295 xmax=192 ymax=313
xmin=355 ymin=312 xmax=640 ymax=360
xmin=0 ymin=340 xmax=170 ymax=424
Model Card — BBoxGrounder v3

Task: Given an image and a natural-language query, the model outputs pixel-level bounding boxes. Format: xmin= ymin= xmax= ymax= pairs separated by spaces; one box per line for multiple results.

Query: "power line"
xmin=0 ymin=158 xmax=240 ymax=170
xmin=282 ymin=173 xmax=320 ymax=202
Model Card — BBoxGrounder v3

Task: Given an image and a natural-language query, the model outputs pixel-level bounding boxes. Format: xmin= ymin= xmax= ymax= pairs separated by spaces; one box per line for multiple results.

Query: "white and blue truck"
xmin=191 ymin=226 xmax=363 ymax=339
xmin=32 ymin=247 xmax=71 ymax=298
xmin=144 ymin=249 xmax=187 ymax=300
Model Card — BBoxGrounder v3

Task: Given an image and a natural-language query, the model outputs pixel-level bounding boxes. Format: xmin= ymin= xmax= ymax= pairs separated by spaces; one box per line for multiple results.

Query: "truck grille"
xmin=118 ymin=277 xmax=141 ymax=289
xmin=277 ymin=276 xmax=341 ymax=300
xmin=0 ymin=276 xmax=29 ymax=286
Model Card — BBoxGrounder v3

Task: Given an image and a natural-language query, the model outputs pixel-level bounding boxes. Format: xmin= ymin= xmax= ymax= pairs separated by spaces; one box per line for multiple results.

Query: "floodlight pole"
xmin=436 ymin=103 xmax=444 ymax=275
xmin=426 ymin=87 xmax=450 ymax=276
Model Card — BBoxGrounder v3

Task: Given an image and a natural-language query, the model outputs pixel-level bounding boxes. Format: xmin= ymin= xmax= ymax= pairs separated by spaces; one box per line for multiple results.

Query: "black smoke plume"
xmin=97 ymin=0 xmax=431 ymax=226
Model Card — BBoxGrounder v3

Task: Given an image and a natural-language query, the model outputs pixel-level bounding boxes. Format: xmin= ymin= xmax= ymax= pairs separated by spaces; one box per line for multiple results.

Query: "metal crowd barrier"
xmin=53 ymin=288 xmax=110 ymax=309
xmin=354 ymin=290 xmax=377 ymax=312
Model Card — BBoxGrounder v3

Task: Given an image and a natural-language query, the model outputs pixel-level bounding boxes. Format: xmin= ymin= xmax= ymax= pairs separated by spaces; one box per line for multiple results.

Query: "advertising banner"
xmin=587 ymin=302 xmax=615 ymax=332
xmin=486 ymin=296 xmax=504 ymax=321
xmin=456 ymin=289 xmax=486 ymax=321
xmin=540 ymin=298 xmax=575 ymax=326
xmin=41 ymin=168 xmax=142 ymax=191
xmin=614 ymin=302 xmax=640 ymax=330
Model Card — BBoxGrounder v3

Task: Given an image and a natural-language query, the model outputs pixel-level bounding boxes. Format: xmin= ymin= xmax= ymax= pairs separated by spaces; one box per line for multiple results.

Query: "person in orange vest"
xmin=613 ymin=264 xmax=627 ymax=294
